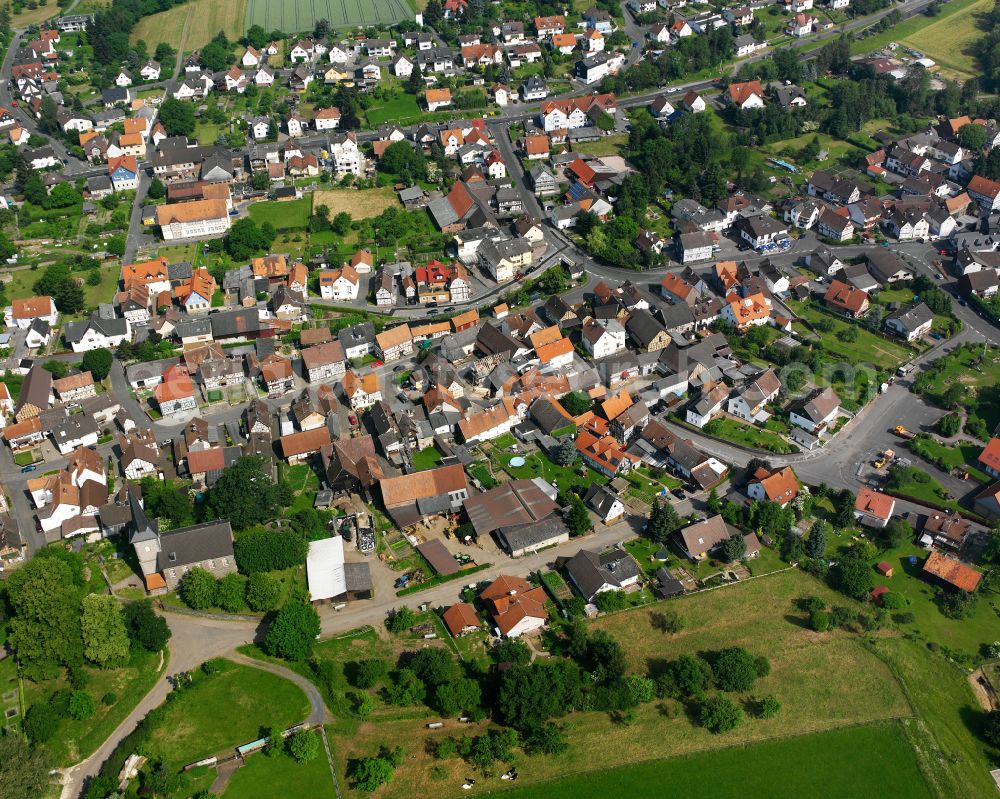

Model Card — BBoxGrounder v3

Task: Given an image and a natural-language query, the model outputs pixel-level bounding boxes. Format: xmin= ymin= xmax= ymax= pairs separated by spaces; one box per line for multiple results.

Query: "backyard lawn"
xmin=570 ymin=134 xmax=629 ymax=157
xmin=503 ymin=450 xmax=608 ymax=493
xmin=247 ymin=197 xmax=312 ymax=231
xmin=497 ymin=723 xmax=931 ymax=799
xmin=870 ymin=539 xmax=995 ymax=658
xmin=411 ymin=446 xmax=442 ymax=470
xmin=703 ymin=417 xmax=795 ymax=454
xmin=364 ymin=93 xmax=423 ymax=127
xmin=788 ymin=299 xmax=912 ymax=370
xmin=144 ymin=659 xmax=309 ymax=768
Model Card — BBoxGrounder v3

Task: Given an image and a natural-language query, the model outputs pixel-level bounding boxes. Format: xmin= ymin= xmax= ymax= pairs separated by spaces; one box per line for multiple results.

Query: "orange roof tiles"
xmin=855 ymin=487 xmax=895 ymax=521
xmin=923 ymin=550 xmax=981 ymax=592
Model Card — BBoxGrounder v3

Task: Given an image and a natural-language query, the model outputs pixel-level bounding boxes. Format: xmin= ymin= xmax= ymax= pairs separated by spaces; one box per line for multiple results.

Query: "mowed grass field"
xmin=331 ymin=570 xmax=918 ymax=799
xmin=144 ymin=659 xmax=309 ymax=768
xmin=497 ymin=723 xmax=931 ymax=799
xmin=245 ymin=0 xmax=411 ymax=34
xmin=899 ymin=0 xmax=991 ymax=76
xmin=312 ymin=188 xmax=399 ymax=219
xmin=131 ymin=0 xmax=248 ymax=51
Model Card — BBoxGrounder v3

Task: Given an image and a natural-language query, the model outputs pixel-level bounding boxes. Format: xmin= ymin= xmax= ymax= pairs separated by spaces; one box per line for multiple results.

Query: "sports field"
xmin=498 ymin=723 xmax=932 ymax=799
xmin=899 ymin=0 xmax=991 ymax=76
xmin=245 ymin=0 xmax=413 ymax=34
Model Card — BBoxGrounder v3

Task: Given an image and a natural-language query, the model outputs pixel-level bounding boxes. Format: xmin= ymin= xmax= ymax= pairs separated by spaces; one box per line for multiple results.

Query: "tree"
xmin=386 ymin=606 xmax=416 ymax=633
xmin=700 ymin=695 xmax=744 ymax=733
xmin=199 ymin=41 xmax=228 ymax=71
xmin=351 ymin=754 xmax=394 ymax=792
xmin=706 ymin=488 xmax=722 ymax=514
xmin=224 ymin=219 xmax=274 ymax=260
xmin=245 ymin=24 xmax=268 ymax=49
xmin=245 ymin=572 xmax=281 ymax=612
xmin=157 ymin=99 xmax=196 ymax=136
xmin=180 ymin=567 xmax=217 ymax=610
xmin=350 ymin=658 xmax=388 ymax=689
xmin=385 ymin=668 xmax=426 ymax=706
xmin=264 ymin=725 xmax=284 ymax=757
xmin=80 ymin=348 xmax=113 ymax=381
xmin=647 ymin=499 xmax=682 ymax=544
xmin=880 ymin=518 xmax=911 ymax=550
xmin=563 ymin=493 xmax=592 ymax=537
xmin=6 ymin=555 xmax=84 ymax=680
xmin=559 ymin=391 xmax=592 ymax=416
xmin=123 ymin=600 xmax=171 ymax=652
xmin=54 ymin=280 xmax=84 ymax=314
xmin=551 ymin=438 xmax=577 ymax=466
xmin=0 ymin=732 xmax=53 ymax=799
xmin=525 ymin=722 xmax=568 ymax=755
xmin=434 ymin=677 xmax=482 ymax=716
xmin=983 ymin=709 xmax=1000 ymax=747
xmin=147 ymin=178 xmax=166 ymax=200
xmin=233 ymin=529 xmax=307 ymax=573
xmin=497 ymin=660 xmax=583 ymax=730
xmin=834 ymin=549 xmax=875 ymax=599
xmin=410 ymin=648 xmax=458 ymax=687
xmin=23 ymin=702 xmax=59 ymax=743
xmin=81 ymin=594 xmax=130 ymax=668
xmin=712 ymin=647 xmax=762 ymax=692
xmin=379 ymin=141 xmax=427 ymax=181
xmin=493 ymin=637 xmax=532 ymax=666
xmin=660 ymin=654 xmax=713 ymax=699
xmin=806 ymin=519 xmax=829 ymax=559
xmin=721 ymin=535 xmax=746 ymax=562
xmin=936 ymin=412 xmax=961 ymax=437
xmin=264 ymin=601 xmax=321 ymax=660
xmin=959 ymin=123 xmax=988 ymax=151
xmin=216 ymin=573 xmax=247 ymax=613
xmin=289 ymin=730 xmax=321 ymax=762
xmin=208 ymin=456 xmax=288 ymax=530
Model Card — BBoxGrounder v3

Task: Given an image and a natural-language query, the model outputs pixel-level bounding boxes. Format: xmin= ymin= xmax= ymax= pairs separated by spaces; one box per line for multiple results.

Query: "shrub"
xmin=810 ymin=609 xmax=830 ymax=632
xmin=758 ymin=694 xmax=781 ymax=719
xmin=101 ymin=692 xmax=117 ymax=706
xmin=68 ymin=690 xmax=96 ymax=720
xmin=700 ymin=695 xmax=744 ymax=733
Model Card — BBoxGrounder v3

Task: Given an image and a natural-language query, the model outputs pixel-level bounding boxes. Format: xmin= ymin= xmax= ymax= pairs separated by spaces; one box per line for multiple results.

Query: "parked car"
xmin=20 ymin=464 xmax=36 ymax=473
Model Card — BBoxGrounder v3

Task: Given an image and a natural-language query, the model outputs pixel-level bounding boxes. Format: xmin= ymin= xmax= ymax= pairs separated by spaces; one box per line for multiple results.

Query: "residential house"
xmin=854 ymin=487 xmax=896 ymax=528
xmin=788 ymin=386 xmax=840 ymax=434
xmin=747 ymin=465 xmax=800 ymax=507
xmin=885 ymin=302 xmax=934 ymax=342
